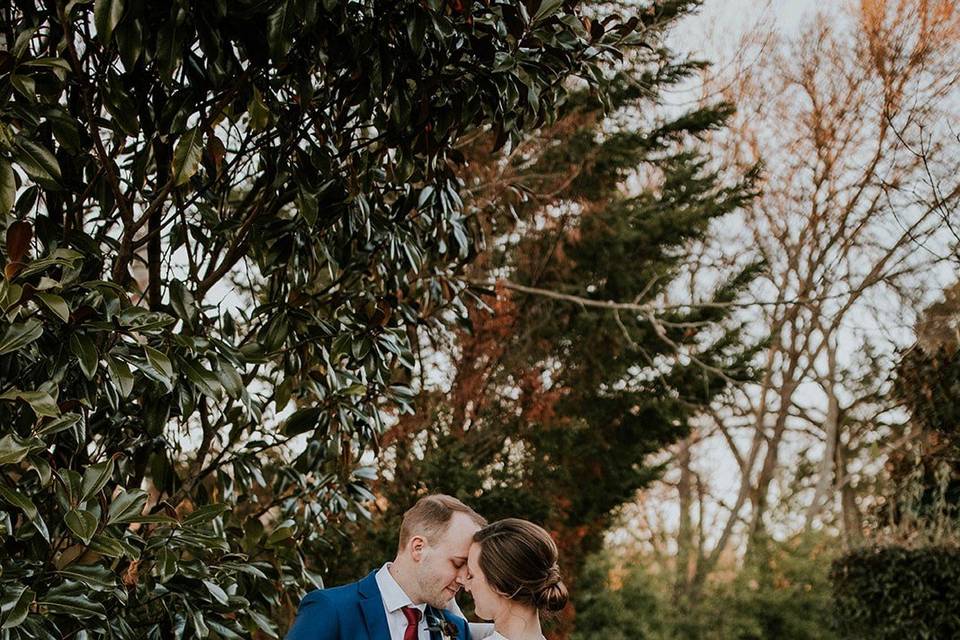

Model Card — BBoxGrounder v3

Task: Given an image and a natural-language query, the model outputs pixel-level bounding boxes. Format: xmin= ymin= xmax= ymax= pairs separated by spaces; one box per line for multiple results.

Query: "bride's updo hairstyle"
xmin=472 ymin=518 xmax=569 ymax=612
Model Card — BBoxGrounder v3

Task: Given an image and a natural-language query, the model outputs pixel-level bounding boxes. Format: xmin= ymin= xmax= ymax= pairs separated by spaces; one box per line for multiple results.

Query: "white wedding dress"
xmin=468 ymin=622 xmax=545 ymax=640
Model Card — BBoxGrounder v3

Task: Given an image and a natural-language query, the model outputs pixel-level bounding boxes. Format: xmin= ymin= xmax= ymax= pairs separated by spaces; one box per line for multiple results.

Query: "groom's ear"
xmin=409 ymin=535 xmax=427 ymax=562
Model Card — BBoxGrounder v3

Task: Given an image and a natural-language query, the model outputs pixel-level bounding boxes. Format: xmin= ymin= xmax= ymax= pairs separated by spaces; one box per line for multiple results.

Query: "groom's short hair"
xmin=398 ymin=494 xmax=486 ymax=550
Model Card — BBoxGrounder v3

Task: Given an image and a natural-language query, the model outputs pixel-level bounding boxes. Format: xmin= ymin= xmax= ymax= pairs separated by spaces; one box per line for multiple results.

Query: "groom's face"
xmin=416 ymin=512 xmax=480 ymax=608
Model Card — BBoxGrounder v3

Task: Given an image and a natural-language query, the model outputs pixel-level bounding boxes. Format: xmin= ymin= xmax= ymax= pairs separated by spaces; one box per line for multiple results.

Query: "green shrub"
xmin=831 ymin=545 xmax=960 ymax=639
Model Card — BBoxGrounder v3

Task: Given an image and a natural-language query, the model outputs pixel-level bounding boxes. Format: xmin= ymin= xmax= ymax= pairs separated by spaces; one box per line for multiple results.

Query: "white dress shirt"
xmin=374 ymin=563 xmax=497 ymax=640
xmin=375 ymin=564 xmax=430 ymax=640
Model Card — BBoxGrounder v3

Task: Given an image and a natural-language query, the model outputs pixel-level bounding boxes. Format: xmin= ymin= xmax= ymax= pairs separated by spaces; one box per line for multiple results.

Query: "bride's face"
xmin=462 ymin=541 xmax=504 ymax=621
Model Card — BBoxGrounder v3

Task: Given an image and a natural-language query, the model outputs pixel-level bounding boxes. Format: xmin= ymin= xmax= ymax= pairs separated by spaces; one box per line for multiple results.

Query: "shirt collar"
xmin=375 ymin=563 xmax=427 ymax=614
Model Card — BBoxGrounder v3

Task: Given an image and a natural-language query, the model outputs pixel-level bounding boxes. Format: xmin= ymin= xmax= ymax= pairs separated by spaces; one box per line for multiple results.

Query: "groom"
xmin=286 ymin=494 xmax=487 ymax=640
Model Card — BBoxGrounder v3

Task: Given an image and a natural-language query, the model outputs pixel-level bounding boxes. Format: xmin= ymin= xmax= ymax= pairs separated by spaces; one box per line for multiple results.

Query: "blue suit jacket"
xmin=285 ymin=571 xmax=472 ymax=640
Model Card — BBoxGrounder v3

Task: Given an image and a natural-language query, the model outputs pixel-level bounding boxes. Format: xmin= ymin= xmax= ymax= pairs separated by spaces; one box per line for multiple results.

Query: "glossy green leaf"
xmin=266 ymin=519 xmax=296 ymax=545
xmin=87 ymin=533 xmax=135 ymax=559
xmin=0 ymin=159 xmax=15 ymax=216
xmin=533 ymin=0 xmax=563 ymax=22
xmin=247 ymin=610 xmax=279 ymax=639
xmin=297 ymin=190 xmax=318 ymax=226
xmin=57 ymin=564 xmax=117 ymax=591
xmin=116 ymin=17 xmax=143 ymax=69
xmin=37 ymin=292 xmax=70 ymax=322
xmin=126 ymin=513 xmax=178 ymax=525
xmin=182 ymin=503 xmax=229 ymax=526
xmin=407 ymin=10 xmax=427 ymax=57
xmin=143 ymin=345 xmax=174 ymax=380
xmin=216 ymin=360 xmax=244 ymax=399
xmin=191 ymin=609 xmax=209 ymax=638
xmin=207 ymin=620 xmax=245 ymax=640
xmin=169 ymin=279 xmax=195 ymax=327
xmin=343 ymin=383 xmax=367 ymax=397
xmin=172 ymin=126 xmax=203 ymax=186
xmin=180 ymin=356 xmax=222 ymax=398
xmin=0 ymin=585 xmax=34 ymax=630
xmin=17 ymin=248 xmax=84 ymax=280
xmin=26 ymin=455 xmax=52 ymax=487
xmin=106 ymin=354 xmax=134 ymax=398
xmin=0 ymin=484 xmax=37 ymax=520
xmin=106 ymin=487 xmax=147 ymax=525
xmin=21 ymin=57 xmax=72 ymax=75
xmin=70 ymin=333 xmax=99 ymax=380
xmin=65 ymin=508 xmax=99 ymax=545
xmin=10 ymin=74 xmax=36 ymax=100
xmin=0 ymin=281 xmax=22 ymax=313
xmin=40 ymin=582 xmax=107 ymax=619
xmin=58 ymin=468 xmax=83 ymax=506
xmin=0 ymin=434 xmax=36 ymax=466
xmin=12 ymin=138 xmax=62 ymax=187
xmin=0 ymin=320 xmax=43 ymax=355
xmin=94 ymin=0 xmax=125 ymax=43
xmin=81 ymin=458 xmax=115 ymax=503
xmin=119 ymin=308 xmax=177 ymax=334
xmin=35 ymin=412 xmax=81 ymax=437
xmin=281 ymin=407 xmax=322 ymax=436
xmin=203 ymin=580 xmax=229 ymax=606
xmin=155 ymin=7 xmax=187 ymax=81
xmin=0 ymin=388 xmax=59 ymax=418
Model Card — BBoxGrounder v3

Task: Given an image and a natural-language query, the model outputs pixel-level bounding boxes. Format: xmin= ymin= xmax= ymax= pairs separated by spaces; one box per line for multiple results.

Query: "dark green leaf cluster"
xmin=0 ymin=0 xmax=634 ymax=636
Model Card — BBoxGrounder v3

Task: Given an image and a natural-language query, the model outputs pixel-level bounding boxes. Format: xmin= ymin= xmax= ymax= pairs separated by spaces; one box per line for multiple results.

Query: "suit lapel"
xmin=425 ymin=606 xmax=443 ymax=640
xmin=426 ymin=606 xmax=470 ymax=640
xmin=358 ymin=571 xmax=391 ymax=640
xmin=442 ymin=607 xmax=470 ymax=640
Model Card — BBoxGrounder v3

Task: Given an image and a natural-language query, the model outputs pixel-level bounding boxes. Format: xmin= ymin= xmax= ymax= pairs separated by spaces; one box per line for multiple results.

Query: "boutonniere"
xmin=425 ymin=609 xmax=459 ymax=639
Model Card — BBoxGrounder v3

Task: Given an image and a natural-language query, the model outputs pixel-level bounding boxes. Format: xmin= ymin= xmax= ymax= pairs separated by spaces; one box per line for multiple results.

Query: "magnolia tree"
xmin=0 ymin=0 xmax=638 ymax=636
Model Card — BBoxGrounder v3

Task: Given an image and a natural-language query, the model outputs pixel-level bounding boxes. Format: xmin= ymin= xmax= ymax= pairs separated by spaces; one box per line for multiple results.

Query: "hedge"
xmin=831 ymin=545 xmax=960 ymax=639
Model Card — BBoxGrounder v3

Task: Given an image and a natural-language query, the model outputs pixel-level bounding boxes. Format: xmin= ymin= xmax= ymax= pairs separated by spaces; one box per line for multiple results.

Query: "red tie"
xmin=401 ymin=606 xmax=421 ymax=640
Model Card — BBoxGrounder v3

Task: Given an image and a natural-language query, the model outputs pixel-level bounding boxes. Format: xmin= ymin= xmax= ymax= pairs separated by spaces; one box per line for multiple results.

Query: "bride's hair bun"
xmin=533 ymin=565 xmax=569 ymax=612
xmin=473 ymin=518 xmax=569 ymax=613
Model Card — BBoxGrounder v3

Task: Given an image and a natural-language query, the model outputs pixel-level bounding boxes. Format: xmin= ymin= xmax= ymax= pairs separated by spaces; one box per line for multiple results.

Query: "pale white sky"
xmin=686 ymin=0 xmax=821 ymax=35
xmin=669 ymin=0 xmax=823 ymax=62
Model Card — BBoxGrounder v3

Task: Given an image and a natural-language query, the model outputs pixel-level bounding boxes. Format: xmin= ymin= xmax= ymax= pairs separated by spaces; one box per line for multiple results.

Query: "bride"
xmin=462 ymin=518 xmax=568 ymax=640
